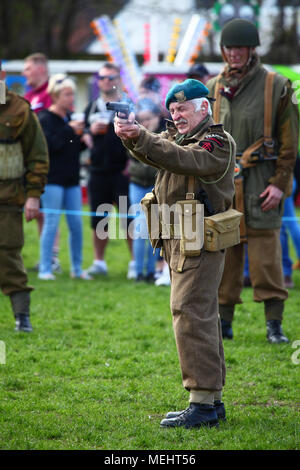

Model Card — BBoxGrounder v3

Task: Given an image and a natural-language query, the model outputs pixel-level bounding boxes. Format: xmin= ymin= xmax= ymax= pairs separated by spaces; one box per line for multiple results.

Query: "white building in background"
xmin=87 ymin=0 xmax=207 ymax=60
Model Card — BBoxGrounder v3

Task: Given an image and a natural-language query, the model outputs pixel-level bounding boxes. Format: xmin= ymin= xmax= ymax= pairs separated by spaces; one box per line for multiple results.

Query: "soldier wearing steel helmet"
xmin=206 ymin=19 xmax=299 ymax=344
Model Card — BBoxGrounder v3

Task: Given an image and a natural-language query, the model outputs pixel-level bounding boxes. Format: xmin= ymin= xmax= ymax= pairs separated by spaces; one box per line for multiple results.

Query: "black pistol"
xmin=106 ymin=102 xmax=130 ymax=119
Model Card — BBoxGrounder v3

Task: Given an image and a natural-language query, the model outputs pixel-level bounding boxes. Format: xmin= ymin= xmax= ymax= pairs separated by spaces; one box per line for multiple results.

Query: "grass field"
xmin=0 ymin=207 xmax=299 ymax=451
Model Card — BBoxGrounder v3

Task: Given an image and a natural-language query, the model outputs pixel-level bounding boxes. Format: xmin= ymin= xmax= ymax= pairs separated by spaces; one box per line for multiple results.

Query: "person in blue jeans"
xmin=280 ymin=178 xmax=300 ymax=287
xmin=128 ymin=98 xmax=165 ymax=282
xmin=38 ymin=74 xmax=91 ymax=280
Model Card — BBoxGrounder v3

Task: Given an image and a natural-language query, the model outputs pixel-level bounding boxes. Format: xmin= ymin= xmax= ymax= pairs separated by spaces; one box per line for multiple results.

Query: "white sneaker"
xmin=51 ymin=257 xmax=62 ymax=274
xmin=155 ymin=266 xmax=170 ymax=286
xmin=127 ymin=260 xmax=136 ymax=280
xmin=38 ymin=273 xmax=56 ymax=280
xmin=71 ymin=271 xmax=93 ymax=280
xmin=86 ymin=261 xmax=108 ymax=276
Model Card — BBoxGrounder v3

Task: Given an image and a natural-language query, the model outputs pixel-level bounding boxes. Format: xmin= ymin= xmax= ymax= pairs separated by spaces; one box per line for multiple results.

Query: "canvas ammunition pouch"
xmin=204 ymin=208 xmax=243 ymax=252
xmin=176 ymin=175 xmax=242 ymax=255
xmin=0 ymin=141 xmax=24 ymax=180
xmin=140 ymin=190 xmax=162 ymax=250
xmin=175 ymin=198 xmax=204 ymax=257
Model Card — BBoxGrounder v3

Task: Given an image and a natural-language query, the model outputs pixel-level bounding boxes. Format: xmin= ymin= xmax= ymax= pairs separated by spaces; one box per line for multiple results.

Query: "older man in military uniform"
xmin=0 ymin=85 xmax=49 ymax=332
xmin=206 ymin=19 xmax=299 ymax=344
xmin=114 ymin=79 xmax=236 ymax=428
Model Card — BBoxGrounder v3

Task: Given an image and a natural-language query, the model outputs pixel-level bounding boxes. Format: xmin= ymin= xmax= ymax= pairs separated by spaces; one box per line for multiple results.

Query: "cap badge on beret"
xmin=165 ymin=78 xmax=211 ymax=109
xmin=174 ymin=91 xmax=186 ymax=102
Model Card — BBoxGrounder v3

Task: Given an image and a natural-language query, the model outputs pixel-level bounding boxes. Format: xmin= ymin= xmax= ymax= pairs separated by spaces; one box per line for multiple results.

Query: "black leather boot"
xmin=219 ymin=305 xmax=234 ymax=339
xmin=221 ymin=319 xmax=233 ymax=339
xmin=15 ymin=314 xmax=33 ymax=333
xmin=266 ymin=320 xmax=289 ymax=344
xmin=160 ymin=403 xmax=219 ymax=429
xmin=10 ymin=291 xmax=33 ymax=333
xmin=165 ymin=400 xmax=226 ymax=422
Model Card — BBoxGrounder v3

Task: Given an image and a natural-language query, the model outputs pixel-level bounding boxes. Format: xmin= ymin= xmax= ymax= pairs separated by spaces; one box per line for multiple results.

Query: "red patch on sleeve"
xmin=206 ymin=137 xmax=224 ymax=147
xmin=199 ymin=140 xmax=214 ymax=152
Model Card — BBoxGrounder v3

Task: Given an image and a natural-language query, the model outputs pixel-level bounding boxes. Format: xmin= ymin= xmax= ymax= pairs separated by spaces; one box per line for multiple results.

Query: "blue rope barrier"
xmin=40 ymin=208 xmax=137 ymax=218
xmin=39 ymin=207 xmax=300 ymax=221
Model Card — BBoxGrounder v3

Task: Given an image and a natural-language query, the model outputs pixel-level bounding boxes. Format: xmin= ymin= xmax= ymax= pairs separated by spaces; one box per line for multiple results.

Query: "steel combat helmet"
xmin=220 ymin=19 xmax=260 ymax=47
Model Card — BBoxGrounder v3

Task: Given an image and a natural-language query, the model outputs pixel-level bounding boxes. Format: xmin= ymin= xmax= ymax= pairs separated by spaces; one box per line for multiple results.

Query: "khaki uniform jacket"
xmin=124 ymin=116 xmax=236 ymax=218
xmin=206 ymin=60 xmax=298 ymax=194
xmin=0 ymin=89 xmax=49 ymax=207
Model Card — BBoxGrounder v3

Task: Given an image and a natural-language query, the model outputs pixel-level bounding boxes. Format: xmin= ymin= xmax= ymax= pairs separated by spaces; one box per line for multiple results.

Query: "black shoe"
xmin=284 ymin=275 xmax=294 ymax=289
xmin=221 ymin=319 xmax=233 ymax=339
xmin=15 ymin=314 xmax=33 ymax=333
xmin=135 ymin=274 xmax=145 ymax=282
xmin=213 ymin=400 xmax=226 ymax=421
xmin=165 ymin=400 xmax=226 ymax=422
xmin=243 ymin=276 xmax=252 ymax=287
xmin=160 ymin=403 xmax=219 ymax=429
xmin=145 ymin=272 xmax=155 ymax=283
xmin=266 ymin=320 xmax=289 ymax=344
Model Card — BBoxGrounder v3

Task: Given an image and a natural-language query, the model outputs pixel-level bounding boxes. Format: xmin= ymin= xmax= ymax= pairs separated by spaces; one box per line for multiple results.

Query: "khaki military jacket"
xmin=0 ymin=89 xmax=49 ymax=207
xmin=207 ymin=60 xmax=299 ymax=194
xmin=123 ymin=116 xmax=236 ymax=218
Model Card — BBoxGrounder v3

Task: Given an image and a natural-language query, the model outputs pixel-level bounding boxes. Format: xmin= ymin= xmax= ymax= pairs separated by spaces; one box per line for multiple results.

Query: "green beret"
xmin=165 ymin=78 xmax=210 ymax=110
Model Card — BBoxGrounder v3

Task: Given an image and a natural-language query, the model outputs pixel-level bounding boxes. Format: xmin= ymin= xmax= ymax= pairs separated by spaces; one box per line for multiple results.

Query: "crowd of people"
xmin=21 ymin=54 xmax=178 ymax=286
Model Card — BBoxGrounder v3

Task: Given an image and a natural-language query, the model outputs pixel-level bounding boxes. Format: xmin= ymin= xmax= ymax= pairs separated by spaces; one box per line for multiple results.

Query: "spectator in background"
xmin=22 ymin=53 xmax=61 ymax=273
xmin=280 ymin=177 xmax=300 ymax=287
xmin=187 ymin=63 xmax=211 ymax=85
xmin=82 ymin=63 xmax=135 ymax=279
xmin=138 ymin=76 xmax=162 ymax=106
xmin=138 ymin=75 xmax=168 ymax=119
xmin=137 ymin=79 xmax=171 ymax=286
xmin=38 ymin=74 xmax=91 ymax=280
xmin=23 ymin=53 xmax=52 ymax=113
xmin=294 ymin=155 xmax=300 ymax=204
xmin=129 ymin=98 xmax=163 ymax=282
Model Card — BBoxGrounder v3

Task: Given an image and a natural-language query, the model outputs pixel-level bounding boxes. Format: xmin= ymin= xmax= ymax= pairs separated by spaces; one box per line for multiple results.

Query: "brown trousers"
xmin=219 ymin=227 xmax=288 ymax=322
xmin=163 ymin=239 xmax=226 ymax=392
xmin=0 ymin=210 xmax=33 ymax=296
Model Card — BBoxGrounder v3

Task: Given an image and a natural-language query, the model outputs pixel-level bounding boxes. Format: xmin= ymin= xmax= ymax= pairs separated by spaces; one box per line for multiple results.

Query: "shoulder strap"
xmin=240 ymin=71 xmax=275 ymax=168
xmin=213 ymin=75 xmax=222 ymax=123
xmin=186 ymin=176 xmax=195 ymax=199
xmin=264 ymin=71 xmax=275 ymax=151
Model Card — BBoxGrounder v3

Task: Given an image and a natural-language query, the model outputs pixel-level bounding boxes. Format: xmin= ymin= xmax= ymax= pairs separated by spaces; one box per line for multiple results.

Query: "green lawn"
xmin=0 ymin=207 xmax=299 ymax=450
